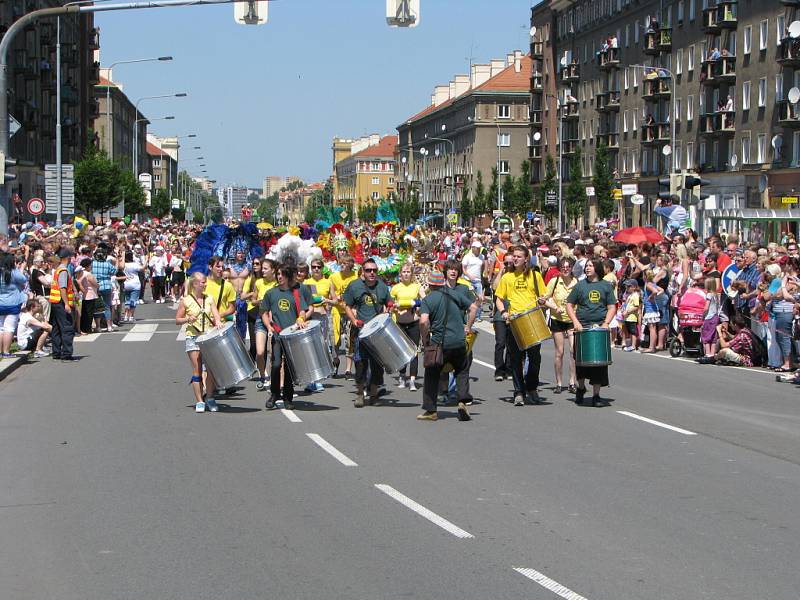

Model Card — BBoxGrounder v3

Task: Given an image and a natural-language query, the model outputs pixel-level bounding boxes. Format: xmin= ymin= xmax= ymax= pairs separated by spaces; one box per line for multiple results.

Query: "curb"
xmin=0 ymin=352 xmax=31 ymax=383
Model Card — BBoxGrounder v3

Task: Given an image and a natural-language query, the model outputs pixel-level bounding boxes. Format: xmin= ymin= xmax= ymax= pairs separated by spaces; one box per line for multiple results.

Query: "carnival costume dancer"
xmin=317 ymin=223 xmax=364 ymax=274
xmin=344 ymin=258 xmax=391 ymax=407
xmin=495 ymin=245 xmax=547 ymax=406
xmin=371 ymin=223 xmax=405 ymax=282
xmin=565 ymin=259 xmax=617 ymax=407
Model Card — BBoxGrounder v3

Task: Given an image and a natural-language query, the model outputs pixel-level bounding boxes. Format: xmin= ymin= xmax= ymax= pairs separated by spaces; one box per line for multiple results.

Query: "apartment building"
xmin=262 ymin=175 xmax=284 ymax=198
xmin=278 ymin=182 xmax=324 ymax=225
xmin=146 ymin=139 xmax=178 ymax=194
xmin=94 ymin=73 xmax=149 ymax=176
xmin=1 ymin=1 xmax=99 ymax=203
xmin=531 ymin=0 xmax=800 ymax=236
xmin=220 ymin=185 xmax=249 ymax=219
xmin=333 ymin=134 xmax=397 ymax=212
xmin=396 ymin=51 xmax=532 ymax=217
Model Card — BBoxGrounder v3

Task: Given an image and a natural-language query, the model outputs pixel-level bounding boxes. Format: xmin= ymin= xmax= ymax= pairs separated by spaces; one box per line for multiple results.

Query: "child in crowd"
xmin=701 ymin=277 xmax=722 ymax=358
xmin=16 ymin=299 xmax=52 ymax=357
xmin=619 ymin=279 xmax=641 ymax=351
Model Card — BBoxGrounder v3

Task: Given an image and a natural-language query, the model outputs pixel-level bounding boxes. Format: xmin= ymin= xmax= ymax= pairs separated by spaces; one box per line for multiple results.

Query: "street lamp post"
xmin=419 ymin=147 xmax=429 ymax=220
xmin=105 ymin=56 xmax=172 ymax=160
xmin=133 ymin=93 xmax=187 ymax=176
xmin=427 ymin=124 xmax=457 ymax=224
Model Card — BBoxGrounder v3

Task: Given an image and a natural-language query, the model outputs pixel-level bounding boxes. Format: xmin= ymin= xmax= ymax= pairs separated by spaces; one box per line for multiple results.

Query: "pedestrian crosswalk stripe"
xmin=122 ymin=323 xmax=158 ymax=342
xmin=75 ymin=333 xmax=101 ymax=343
xmin=176 ymin=324 xmax=187 ymax=341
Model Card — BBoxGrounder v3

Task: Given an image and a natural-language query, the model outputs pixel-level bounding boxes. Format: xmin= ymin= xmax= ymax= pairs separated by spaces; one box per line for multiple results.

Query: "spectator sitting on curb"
xmin=16 ymin=299 xmax=52 ymax=357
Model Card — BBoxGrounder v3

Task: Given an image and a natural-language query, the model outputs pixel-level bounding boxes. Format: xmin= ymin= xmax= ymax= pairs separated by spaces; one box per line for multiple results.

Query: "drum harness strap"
xmin=271 ymin=288 xmax=302 ymax=334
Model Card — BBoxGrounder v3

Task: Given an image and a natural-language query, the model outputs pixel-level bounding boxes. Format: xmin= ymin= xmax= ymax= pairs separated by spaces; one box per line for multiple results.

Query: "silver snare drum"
xmin=279 ymin=320 xmax=334 ymax=385
xmin=196 ymin=322 xmax=256 ymax=389
xmin=358 ymin=313 xmax=417 ymax=373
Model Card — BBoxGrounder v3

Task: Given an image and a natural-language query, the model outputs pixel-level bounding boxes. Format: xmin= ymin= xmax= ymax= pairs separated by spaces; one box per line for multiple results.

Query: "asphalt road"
xmin=2 ymin=304 xmax=799 ymax=599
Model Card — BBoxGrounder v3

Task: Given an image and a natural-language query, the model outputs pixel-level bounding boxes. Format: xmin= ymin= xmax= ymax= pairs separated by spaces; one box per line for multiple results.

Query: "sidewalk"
xmin=0 ymin=351 xmax=31 ymax=382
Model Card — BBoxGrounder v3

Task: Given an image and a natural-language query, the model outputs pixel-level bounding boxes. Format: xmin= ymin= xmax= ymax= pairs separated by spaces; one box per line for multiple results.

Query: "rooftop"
xmin=350 ymin=135 xmax=398 ymax=159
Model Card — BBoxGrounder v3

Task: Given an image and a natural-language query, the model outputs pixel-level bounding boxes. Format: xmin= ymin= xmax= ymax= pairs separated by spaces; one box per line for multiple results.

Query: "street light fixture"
xmin=105 ymin=55 xmax=173 ymax=160
xmin=133 ymin=92 xmax=188 ymax=176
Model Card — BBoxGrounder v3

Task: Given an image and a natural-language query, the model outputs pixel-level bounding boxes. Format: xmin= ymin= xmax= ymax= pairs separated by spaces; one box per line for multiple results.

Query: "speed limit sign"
xmin=27 ymin=197 xmax=45 ymax=215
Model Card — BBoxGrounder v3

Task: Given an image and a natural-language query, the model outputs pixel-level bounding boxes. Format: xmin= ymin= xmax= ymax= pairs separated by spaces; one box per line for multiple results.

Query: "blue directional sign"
xmin=721 ymin=263 xmax=740 ymax=298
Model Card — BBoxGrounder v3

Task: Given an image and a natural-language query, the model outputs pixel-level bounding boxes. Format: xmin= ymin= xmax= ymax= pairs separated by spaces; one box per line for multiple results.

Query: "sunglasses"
xmin=311 ymin=265 xmax=323 ymax=269
xmin=363 ymin=268 xmax=377 ymax=273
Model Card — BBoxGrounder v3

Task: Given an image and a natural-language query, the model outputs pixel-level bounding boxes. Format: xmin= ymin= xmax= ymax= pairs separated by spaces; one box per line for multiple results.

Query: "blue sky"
xmin=97 ymin=0 xmax=535 ymax=188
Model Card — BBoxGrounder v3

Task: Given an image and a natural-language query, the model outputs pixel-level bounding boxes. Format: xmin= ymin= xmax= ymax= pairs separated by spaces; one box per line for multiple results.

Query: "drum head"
xmin=280 ymin=319 xmax=321 ymax=337
xmin=196 ymin=321 xmax=232 ymax=343
xmin=360 ymin=313 xmax=390 ymax=336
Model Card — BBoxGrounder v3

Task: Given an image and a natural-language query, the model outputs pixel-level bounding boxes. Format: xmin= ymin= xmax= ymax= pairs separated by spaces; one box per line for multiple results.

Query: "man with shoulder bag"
xmin=417 ymin=270 xmax=478 ymax=422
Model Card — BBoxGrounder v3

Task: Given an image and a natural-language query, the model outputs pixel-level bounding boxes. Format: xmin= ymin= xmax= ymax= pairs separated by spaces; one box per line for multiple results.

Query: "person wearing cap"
xmin=495 ymin=244 xmax=547 ymax=406
xmin=417 ymin=269 xmax=478 ymax=422
xmin=619 ymin=279 xmax=642 ymax=351
xmin=148 ymin=246 xmax=169 ymax=304
xmin=461 ymin=240 xmax=485 ymax=319
xmin=48 ymin=247 xmax=77 ymax=361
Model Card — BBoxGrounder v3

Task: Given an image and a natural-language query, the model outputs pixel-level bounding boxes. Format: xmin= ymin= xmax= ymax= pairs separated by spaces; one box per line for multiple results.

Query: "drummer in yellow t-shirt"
xmin=390 ymin=262 xmax=425 ymax=391
xmin=329 ymin=254 xmax=359 ymax=377
xmin=252 ymin=259 xmax=277 ymax=390
xmin=204 ymin=257 xmax=236 ymax=322
xmin=303 ymin=258 xmax=337 ymax=391
xmin=494 ymin=245 xmax=547 ymax=407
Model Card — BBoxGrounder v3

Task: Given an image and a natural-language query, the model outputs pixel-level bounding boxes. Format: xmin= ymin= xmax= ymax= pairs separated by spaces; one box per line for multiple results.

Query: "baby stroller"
xmin=669 ymin=287 xmax=706 ymax=357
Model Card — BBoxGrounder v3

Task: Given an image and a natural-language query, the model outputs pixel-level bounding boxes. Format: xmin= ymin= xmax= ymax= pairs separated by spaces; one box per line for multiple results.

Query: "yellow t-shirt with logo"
xmin=305 ymin=276 xmax=332 ymax=306
xmin=495 ymin=269 xmax=546 ymax=314
xmin=546 ymin=276 xmax=577 ymax=323
xmin=252 ymin=278 xmax=276 ymax=312
xmin=624 ymin=291 xmax=641 ymax=322
xmin=204 ymin=277 xmax=235 ymax=316
xmin=330 ymin=270 xmax=358 ymax=310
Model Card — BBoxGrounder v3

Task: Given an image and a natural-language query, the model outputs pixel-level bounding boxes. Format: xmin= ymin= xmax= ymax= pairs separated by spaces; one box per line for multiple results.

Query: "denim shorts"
xmin=125 ymin=288 xmax=140 ymax=308
xmin=0 ymin=313 xmax=19 ymax=334
xmin=255 ymin=319 xmax=268 ymax=334
xmin=185 ymin=335 xmax=200 ymax=353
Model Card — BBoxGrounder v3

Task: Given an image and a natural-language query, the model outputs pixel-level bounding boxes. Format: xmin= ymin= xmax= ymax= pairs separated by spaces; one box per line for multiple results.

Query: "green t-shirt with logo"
xmin=566 ymin=279 xmax=615 ymax=327
xmin=261 ymin=284 xmax=312 ymax=331
xmin=343 ymin=278 xmax=390 ymax=323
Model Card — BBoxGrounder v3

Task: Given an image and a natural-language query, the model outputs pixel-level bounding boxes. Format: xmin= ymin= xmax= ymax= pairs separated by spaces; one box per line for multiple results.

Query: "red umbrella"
xmin=612 ymin=226 xmax=664 ymax=245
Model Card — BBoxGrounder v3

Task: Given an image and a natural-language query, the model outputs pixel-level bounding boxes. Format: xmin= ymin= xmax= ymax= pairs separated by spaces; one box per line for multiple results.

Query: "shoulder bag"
xmin=423 ymin=290 xmax=453 ymax=369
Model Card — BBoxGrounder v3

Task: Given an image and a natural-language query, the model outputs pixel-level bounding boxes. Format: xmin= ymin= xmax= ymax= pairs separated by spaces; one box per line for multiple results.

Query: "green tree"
xmin=501 ymin=173 xmax=517 ymax=215
xmin=459 ymin=188 xmax=472 ymax=225
xmin=593 ymin=143 xmax=617 ymax=220
xmin=487 ymin=168 xmax=499 ymax=214
xmin=473 ymin=170 xmax=486 ymax=217
xmin=148 ymin=188 xmax=171 ymax=218
xmin=284 ymin=179 xmax=305 ymax=192
xmin=565 ymin=147 xmax=587 ymax=227
xmin=117 ymin=169 xmax=146 ymax=217
xmin=540 ymin=154 xmax=558 ymax=222
xmin=74 ymin=145 xmax=121 ymax=216
xmin=357 ymin=199 xmax=377 ymax=223
xmin=257 ymin=192 xmax=279 ymax=222
xmin=515 ymin=160 xmax=533 ymax=216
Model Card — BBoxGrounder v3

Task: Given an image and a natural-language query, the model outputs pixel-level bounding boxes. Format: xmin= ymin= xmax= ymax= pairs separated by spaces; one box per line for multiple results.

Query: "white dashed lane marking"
xmin=513 ymin=567 xmax=590 ymax=600
xmin=374 ymin=484 xmax=474 ymax=539
xmin=281 ymin=408 xmax=302 ymax=423
xmin=306 ymin=433 xmax=357 ymax=466
xmin=616 ymin=411 xmax=697 ymax=436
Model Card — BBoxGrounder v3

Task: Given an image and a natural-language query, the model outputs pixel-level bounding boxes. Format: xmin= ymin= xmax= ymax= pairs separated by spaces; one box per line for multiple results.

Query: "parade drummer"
xmin=329 ymin=253 xmax=359 ymax=378
xmin=303 ymin=258 xmax=337 ymax=392
xmin=175 ymin=272 xmax=223 ymax=413
xmin=344 ymin=258 xmax=391 ymax=407
xmin=261 ymin=265 xmax=314 ymax=411
xmin=494 ymin=245 xmax=547 ymax=407
xmin=390 ymin=262 xmax=425 ymax=391
xmin=565 ymin=259 xmax=617 ymax=407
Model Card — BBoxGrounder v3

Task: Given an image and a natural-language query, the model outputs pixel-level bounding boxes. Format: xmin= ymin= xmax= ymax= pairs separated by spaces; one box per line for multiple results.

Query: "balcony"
xmin=530 ymin=143 xmax=544 ymax=160
xmin=641 ymin=122 xmax=670 ymax=144
xmin=598 ymin=132 xmax=620 ymax=149
xmin=531 ymin=107 xmax=543 ymax=124
xmin=560 ymin=63 xmax=580 ymax=83
xmin=777 ymin=100 xmax=800 ymax=127
xmin=561 ymin=139 xmax=578 ymax=156
xmin=703 ymin=1 xmax=737 ymax=32
xmin=596 ymin=90 xmax=621 ymax=112
xmin=700 ymin=110 xmax=736 ymax=135
xmin=657 ymin=28 xmax=672 ymax=52
xmin=532 ymin=41 xmax=543 ymax=59
xmin=642 ymin=77 xmax=671 ymax=100
xmin=778 ymin=37 xmax=800 ymax=67
xmin=644 ymin=30 xmax=659 ymax=55
xmin=701 ymin=54 xmax=736 ymax=84
xmin=61 ymin=84 xmax=79 ymax=107
xmin=563 ymin=100 xmax=580 ymax=120
xmin=88 ymin=99 xmax=100 ymax=119
xmin=88 ymin=61 xmax=100 ymax=85
xmin=597 ymin=47 xmax=620 ymax=70
xmin=531 ymin=71 xmax=543 ymax=92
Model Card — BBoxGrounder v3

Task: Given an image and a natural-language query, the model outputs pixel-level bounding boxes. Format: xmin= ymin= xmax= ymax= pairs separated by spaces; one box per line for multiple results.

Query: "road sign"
xmin=447 ymin=213 xmax=458 ymax=224
xmin=721 ymin=264 xmax=741 ymax=298
xmin=138 ymin=173 xmax=152 ymax=190
xmin=612 ymin=188 xmax=624 ymax=200
xmin=622 ymin=183 xmax=638 ymax=195
xmin=45 ymin=163 xmax=74 ymax=172
xmin=545 ymin=191 xmax=557 ymax=207
xmin=27 ymin=197 xmax=45 ymax=215
xmin=9 ymin=114 xmax=21 ymax=138
xmin=585 ymin=186 xmax=595 ymax=197
xmin=526 ymin=211 xmax=534 ymax=220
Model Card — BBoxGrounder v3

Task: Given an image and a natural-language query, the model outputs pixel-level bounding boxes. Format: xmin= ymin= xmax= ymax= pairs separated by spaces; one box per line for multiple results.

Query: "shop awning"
xmin=705 ymin=208 xmax=800 ymax=221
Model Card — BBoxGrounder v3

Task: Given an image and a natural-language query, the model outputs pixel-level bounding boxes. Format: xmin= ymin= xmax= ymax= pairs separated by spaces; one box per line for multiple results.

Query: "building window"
xmin=676 ymin=49 xmax=683 ymax=75
xmin=372 ymin=177 xmax=380 ymax=185
xmin=497 ymin=104 xmax=511 ymax=119
xmin=635 ymin=21 xmax=639 ymax=44
xmin=674 ymin=98 xmax=682 ymax=122
xmin=625 ymin=24 xmax=630 ymax=47
xmin=793 ymin=131 xmax=800 ymax=167
xmin=624 ymin=68 xmax=629 ymax=90
xmin=758 ymin=78 xmax=767 ymax=107
xmin=633 ymin=68 xmax=638 ymax=88
xmin=760 ymin=19 xmax=768 ymax=51
xmin=757 ymin=133 xmax=767 ymax=163
xmin=498 ymin=160 xmax=510 ymax=174
xmin=623 ymin=110 xmax=629 ymax=132
xmin=675 ymin=143 xmax=682 ymax=171
xmin=677 ymin=0 xmax=684 ymax=23
xmin=778 ymin=15 xmax=786 ymax=47
xmin=371 ymin=191 xmax=380 ymax=200
xmin=687 ymin=95 xmax=694 ymax=120
xmin=742 ymin=81 xmax=751 ymax=110
xmin=687 ymin=141 xmax=694 ymax=169
xmin=689 ymin=0 xmax=695 ymax=20
xmin=389 ymin=177 xmax=394 ymax=184
xmin=741 ymin=134 xmax=751 ymax=164
xmin=688 ymin=45 xmax=695 ymax=71
xmin=776 ymin=74 xmax=785 ymax=102
xmin=743 ymin=25 xmax=752 ymax=54
xmin=699 ymin=93 xmax=705 ymax=115
xmin=153 ymin=174 xmax=161 ymax=183
xmin=497 ymin=132 xmax=511 ymax=146
xmin=699 ymin=141 xmax=706 ymax=166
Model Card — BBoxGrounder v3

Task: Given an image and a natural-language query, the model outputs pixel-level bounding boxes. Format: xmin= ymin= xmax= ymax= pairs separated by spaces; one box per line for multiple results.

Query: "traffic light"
xmin=657 ymin=173 xmax=682 ymax=202
xmin=0 ymin=152 xmax=17 ymax=183
xmin=683 ymin=173 xmax=709 ymax=205
xmin=234 ymin=0 xmax=267 ymax=25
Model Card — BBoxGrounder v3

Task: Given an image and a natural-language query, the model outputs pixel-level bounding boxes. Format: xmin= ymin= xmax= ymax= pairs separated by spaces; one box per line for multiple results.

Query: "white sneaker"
xmin=397 ymin=377 xmax=406 ymax=389
xmin=195 ymin=401 xmax=206 ymax=413
xmin=138 ymin=299 xmax=144 ymax=305
xmin=34 ymin=350 xmax=50 ymax=358
xmin=206 ymin=398 xmax=219 ymax=412
xmin=408 ymin=379 xmax=418 ymax=392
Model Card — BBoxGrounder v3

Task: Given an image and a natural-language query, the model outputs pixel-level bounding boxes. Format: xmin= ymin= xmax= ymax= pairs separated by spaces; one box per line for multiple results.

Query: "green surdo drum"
xmin=574 ymin=327 xmax=612 ymax=367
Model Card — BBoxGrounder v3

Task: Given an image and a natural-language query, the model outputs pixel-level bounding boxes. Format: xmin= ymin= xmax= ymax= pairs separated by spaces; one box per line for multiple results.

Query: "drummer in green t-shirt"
xmin=261 ymin=265 xmax=314 ymax=410
xmin=565 ymin=259 xmax=617 ymax=407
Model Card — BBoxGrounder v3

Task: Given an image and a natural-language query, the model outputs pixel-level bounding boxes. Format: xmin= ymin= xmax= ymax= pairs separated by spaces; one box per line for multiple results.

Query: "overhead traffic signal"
xmin=683 ymin=173 xmax=710 ymax=205
xmin=0 ymin=152 xmax=17 ymax=183
xmin=657 ymin=173 xmax=681 ymax=202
